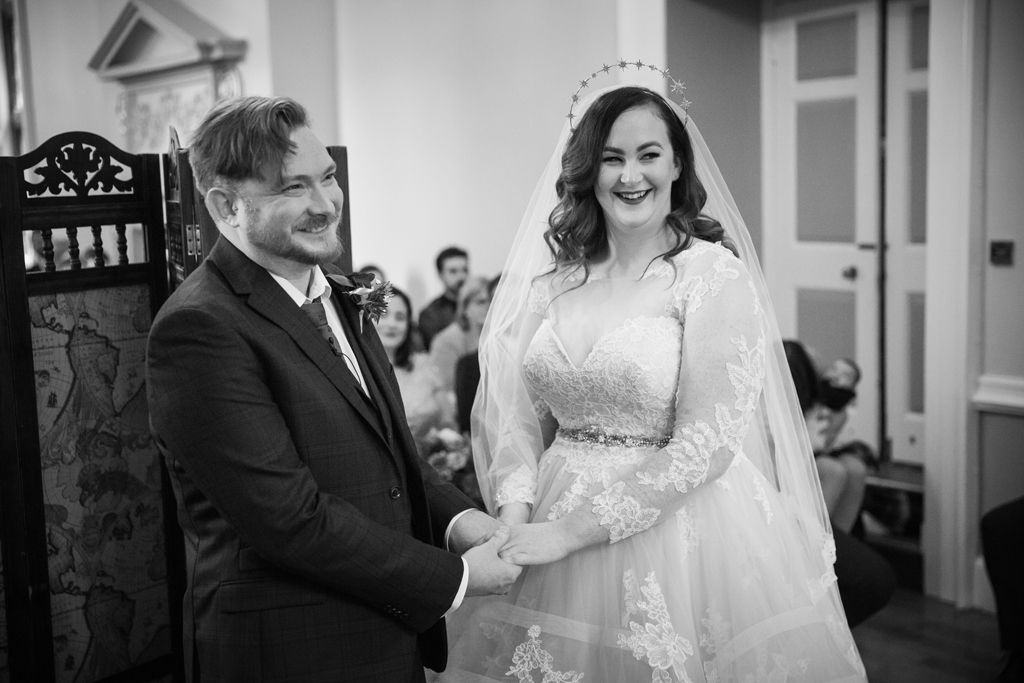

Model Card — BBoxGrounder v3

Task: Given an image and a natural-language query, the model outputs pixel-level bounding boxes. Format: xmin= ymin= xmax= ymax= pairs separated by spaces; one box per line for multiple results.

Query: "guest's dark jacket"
xmin=418 ymin=294 xmax=457 ymax=350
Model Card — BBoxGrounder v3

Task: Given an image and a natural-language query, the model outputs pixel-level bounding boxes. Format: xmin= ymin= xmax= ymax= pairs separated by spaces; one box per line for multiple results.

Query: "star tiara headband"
xmin=567 ymin=59 xmax=692 ymax=131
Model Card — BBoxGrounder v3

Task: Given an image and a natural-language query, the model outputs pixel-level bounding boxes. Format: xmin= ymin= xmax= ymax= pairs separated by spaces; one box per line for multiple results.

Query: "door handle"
xmin=841 ymin=265 xmax=858 ymax=281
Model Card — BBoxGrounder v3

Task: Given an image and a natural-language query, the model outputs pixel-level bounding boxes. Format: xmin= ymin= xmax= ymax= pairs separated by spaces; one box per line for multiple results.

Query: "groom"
xmin=146 ymin=96 xmax=519 ymax=682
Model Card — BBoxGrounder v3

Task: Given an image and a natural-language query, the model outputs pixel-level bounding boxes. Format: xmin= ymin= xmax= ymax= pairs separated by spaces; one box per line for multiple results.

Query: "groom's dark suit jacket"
xmin=146 ymin=238 xmax=473 ymax=682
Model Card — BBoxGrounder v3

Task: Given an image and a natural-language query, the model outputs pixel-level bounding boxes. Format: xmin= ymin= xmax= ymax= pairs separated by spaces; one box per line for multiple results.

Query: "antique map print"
xmin=30 ymin=284 xmax=170 ymax=682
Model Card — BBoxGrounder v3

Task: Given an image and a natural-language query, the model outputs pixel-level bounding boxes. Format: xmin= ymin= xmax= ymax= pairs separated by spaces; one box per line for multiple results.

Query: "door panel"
xmin=763 ymin=0 xmax=880 ymax=453
xmin=885 ymin=1 xmax=929 ymax=464
xmin=764 ymin=0 xmax=929 ymax=464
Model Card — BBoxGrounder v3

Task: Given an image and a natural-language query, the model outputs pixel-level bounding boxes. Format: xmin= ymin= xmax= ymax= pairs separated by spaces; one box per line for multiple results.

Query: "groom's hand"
xmin=448 ymin=509 xmax=502 ymax=554
xmin=464 ymin=526 xmax=522 ymax=596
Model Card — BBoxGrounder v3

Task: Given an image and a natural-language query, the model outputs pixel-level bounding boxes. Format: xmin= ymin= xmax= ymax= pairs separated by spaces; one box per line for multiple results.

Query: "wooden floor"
xmin=855 ymin=588 xmax=1003 ymax=682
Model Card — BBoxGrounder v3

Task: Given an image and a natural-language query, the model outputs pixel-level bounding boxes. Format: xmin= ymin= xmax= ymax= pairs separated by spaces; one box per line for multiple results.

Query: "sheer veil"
xmin=471 ymin=83 xmax=835 ymax=572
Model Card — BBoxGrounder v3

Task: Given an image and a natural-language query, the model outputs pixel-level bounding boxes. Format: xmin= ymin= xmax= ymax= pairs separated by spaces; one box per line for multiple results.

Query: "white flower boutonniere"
xmin=347 ymin=271 xmax=393 ymax=332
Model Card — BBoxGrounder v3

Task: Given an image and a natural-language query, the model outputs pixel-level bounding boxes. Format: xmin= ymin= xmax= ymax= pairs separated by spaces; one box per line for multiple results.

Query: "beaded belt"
xmin=557 ymin=426 xmax=669 ymax=449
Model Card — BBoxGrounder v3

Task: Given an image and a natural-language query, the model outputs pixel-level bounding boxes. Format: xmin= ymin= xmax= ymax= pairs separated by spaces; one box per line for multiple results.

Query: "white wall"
xmin=982 ymin=0 xmax=1024 ymax=381
xmin=334 ymin=0 xmax=617 ymax=313
xmin=23 ymin=0 xmax=275 ymax=149
xmin=666 ymin=0 xmax=762 ymax=255
xmin=23 ymin=0 xmax=124 ymax=146
xmin=977 ymin=0 xmax=1024 ymax=516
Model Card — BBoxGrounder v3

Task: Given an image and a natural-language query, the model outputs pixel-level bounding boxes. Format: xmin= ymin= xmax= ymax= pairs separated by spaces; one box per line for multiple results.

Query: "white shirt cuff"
xmin=443 ymin=509 xmax=475 ymax=616
xmin=444 ymin=558 xmax=470 ymax=617
xmin=444 ymin=508 xmax=475 ymax=550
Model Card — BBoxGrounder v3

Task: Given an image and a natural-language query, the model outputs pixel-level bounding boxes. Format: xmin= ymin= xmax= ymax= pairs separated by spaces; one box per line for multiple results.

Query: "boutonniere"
xmin=346 ymin=271 xmax=393 ymax=332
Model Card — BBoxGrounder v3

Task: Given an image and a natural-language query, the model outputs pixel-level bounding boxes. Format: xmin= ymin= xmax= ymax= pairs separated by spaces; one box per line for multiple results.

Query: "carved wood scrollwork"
xmin=20 ymin=132 xmax=137 ymax=199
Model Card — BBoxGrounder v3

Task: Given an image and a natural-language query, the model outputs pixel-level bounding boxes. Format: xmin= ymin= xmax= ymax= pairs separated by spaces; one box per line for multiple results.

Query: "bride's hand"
xmin=498 ymin=520 xmax=575 ymax=566
xmin=497 ymin=502 xmax=531 ymax=526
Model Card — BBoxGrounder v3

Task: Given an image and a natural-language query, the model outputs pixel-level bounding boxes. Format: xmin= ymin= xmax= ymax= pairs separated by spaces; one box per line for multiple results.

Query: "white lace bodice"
xmin=524 ymin=315 xmax=680 ymax=438
xmin=495 ymin=241 xmax=769 ymax=542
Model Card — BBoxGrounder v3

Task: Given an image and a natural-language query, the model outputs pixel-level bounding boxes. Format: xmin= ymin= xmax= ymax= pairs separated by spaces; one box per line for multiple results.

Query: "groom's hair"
xmin=190 ymin=96 xmax=309 ymax=194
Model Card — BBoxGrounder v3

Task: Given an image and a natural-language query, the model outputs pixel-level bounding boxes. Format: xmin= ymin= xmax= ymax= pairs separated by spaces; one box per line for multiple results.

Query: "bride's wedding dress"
xmin=443 ymin=241 xmax=865 ymax=682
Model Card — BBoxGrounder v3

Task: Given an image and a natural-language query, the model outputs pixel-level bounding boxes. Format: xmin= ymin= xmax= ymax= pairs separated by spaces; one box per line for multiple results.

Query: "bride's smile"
xmin=595 ymin=104 xmax=681 ymax=235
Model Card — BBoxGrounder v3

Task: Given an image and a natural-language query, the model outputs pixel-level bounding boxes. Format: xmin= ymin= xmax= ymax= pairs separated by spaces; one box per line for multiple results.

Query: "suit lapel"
xmin=207 ymin=241 xmax=388 ymax=445
xmin=328 ymin=280 xmax=398 ymax=445
xmin=329 ymin=292 xmax=393 ymax=444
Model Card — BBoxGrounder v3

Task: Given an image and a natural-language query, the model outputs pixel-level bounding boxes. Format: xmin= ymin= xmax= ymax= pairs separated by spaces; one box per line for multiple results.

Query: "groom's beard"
xmin=244 ymin=207 xmax=344 ymax=266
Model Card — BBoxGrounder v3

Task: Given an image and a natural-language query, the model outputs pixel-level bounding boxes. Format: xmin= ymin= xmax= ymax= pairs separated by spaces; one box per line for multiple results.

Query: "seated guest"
xmin=784 ymin=339 xmax=896 ymax=626
xmin=419 ymin=246 xmax=469 ymax=350
xmin=430 ymin=275 xmax=490 ymax=395
xmin=453 ymin=275 xmax=500 ymax=434
xmin=374 ymin=287 xmax=481 ymax=506
xmin=374 ymin=287 xmax=456 ymax=450
xmin=818 ymin=356 xmax=874 ymax=534
xmin=785 ymin=341 xmax=869 ymax=533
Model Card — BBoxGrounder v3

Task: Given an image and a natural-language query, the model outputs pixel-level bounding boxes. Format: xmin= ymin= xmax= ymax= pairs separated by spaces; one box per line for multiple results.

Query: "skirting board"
xmin=973 ymin=374 xmax=1024 ymax=416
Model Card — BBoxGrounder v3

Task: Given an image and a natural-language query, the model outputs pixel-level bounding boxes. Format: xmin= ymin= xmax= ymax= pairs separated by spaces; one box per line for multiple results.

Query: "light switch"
xmin=990 ymin=240 xmax=1014 ymax=266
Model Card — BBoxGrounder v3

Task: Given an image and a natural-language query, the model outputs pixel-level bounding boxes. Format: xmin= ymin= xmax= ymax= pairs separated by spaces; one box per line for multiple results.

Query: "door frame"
xmin=922 ymin=0 xmax=987 ymax=605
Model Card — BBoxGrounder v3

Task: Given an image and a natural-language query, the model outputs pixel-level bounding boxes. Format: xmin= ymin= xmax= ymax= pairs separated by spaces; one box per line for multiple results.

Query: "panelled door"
xmin=762 ymin=0 xmax=929 ymax=464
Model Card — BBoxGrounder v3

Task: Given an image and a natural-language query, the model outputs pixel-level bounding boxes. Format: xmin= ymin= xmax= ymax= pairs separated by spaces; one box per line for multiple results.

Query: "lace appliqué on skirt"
xmin=506 ymin=625 xmax=584 ymax=683
xmin=620 ymin=570 xmax=696 ymax=683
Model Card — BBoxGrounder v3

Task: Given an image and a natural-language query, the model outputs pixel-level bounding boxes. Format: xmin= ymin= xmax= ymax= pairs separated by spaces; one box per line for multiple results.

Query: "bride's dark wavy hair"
xmin=544 ymin=86 xmax=734 ymax=281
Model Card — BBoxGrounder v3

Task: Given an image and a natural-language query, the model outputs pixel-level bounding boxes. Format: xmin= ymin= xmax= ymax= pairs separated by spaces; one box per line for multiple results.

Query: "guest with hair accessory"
xmin=146 ymin=95 xmax=518 ymax=683
xmin=442 ymin=64 xmax=865 ymax=681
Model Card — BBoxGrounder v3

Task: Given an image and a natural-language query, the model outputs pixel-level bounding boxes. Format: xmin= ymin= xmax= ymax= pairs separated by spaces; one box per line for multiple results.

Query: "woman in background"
xmin=375 ymin=287 xmax=455 ymax=448
xmin=375 ymin=287 xmax=479 ymax=503
xmin=429 ymin=275 xmax=491 ymax=394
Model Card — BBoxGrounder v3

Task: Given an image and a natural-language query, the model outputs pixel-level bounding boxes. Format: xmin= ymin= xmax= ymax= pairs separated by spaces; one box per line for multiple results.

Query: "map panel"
xmin=30 ymin=284 xmax=170 ymax=683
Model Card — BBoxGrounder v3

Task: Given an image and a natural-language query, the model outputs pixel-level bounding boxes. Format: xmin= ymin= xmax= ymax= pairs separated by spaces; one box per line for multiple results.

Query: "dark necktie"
xmin=301 ymin=296 xmax=363 ymax=383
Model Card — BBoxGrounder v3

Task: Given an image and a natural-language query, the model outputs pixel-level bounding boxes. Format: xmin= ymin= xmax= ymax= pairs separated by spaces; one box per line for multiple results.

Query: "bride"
xmin=441 ymin=71 xmax=866 ymax=682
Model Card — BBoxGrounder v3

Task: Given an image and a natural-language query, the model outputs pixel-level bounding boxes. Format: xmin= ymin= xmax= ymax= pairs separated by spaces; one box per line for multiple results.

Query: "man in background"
xmin=419 ymin=246 xmax=468 ymax=349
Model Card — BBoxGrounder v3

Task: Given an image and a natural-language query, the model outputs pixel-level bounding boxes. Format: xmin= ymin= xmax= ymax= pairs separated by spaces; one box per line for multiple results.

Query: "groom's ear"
xmin=207 ymin=187 xmax=241 ymax=227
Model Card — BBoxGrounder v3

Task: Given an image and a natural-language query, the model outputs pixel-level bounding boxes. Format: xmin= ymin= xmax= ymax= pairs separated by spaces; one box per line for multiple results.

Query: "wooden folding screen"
xmin=0 ymin=129 xmax=353 ymax=683
xmin=0 ymin=132 xmax=179 ymax=683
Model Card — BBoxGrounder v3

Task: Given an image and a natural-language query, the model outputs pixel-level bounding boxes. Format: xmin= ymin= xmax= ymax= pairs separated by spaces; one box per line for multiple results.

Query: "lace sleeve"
xmin=475 ymin=273 xmax=560 ymax=511
xmin=586 ymin=247 xmax=767 ymax=542
xmin=490 ymin=277 xmax=559 ymax=508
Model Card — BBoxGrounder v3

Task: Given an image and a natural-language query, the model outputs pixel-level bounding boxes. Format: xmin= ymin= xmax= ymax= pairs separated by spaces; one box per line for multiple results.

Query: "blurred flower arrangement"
xmin=422 ymin=427 xmax=483 ymax=507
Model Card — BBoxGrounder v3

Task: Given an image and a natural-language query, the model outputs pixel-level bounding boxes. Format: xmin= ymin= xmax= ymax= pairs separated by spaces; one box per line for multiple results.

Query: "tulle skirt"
xmin=441 ymin=439 xmax=867 ymax=682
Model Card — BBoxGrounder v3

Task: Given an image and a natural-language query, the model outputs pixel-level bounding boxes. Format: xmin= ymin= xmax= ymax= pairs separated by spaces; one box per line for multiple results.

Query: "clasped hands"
xmin=449 ymin=506 xmax=588 ymax=597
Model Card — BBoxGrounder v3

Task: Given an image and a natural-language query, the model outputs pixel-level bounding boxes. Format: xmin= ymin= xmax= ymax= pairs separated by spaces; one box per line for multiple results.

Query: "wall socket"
xmin=990 ymin=240 xmax=1014 ymax=266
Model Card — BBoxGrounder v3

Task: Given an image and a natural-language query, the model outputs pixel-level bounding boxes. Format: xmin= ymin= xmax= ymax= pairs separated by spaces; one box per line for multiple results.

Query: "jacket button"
xmin=389 ymin=486 xmax=401 ymax=500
